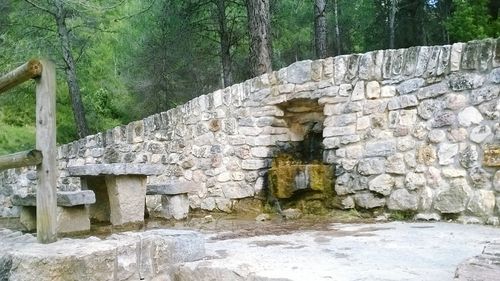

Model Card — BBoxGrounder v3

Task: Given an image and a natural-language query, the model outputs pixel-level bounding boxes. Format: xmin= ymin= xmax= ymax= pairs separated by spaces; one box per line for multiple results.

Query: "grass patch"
xmin=0 ymin=124 xmax=35 ymax=155
xmin=389 ymin=210 xmax=416 ymax=221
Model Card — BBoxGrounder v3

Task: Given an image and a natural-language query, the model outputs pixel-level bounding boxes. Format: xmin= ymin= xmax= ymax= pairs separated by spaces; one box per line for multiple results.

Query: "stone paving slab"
xmin=454 ymin=241 xmax=500 ymax=280
xmin=0 ymin=228 xmax=205 ymax=281
xmin=175 ymin=222 xmax=500 ymax=281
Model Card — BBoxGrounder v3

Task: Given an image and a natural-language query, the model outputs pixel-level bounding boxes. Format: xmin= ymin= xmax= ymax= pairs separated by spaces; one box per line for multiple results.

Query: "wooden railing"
xmin=0 ymin=60 xmax=57 ymax=244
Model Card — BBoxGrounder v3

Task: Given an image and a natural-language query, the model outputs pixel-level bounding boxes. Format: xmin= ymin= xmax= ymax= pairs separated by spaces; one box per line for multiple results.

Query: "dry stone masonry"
xmin=1 ymin=38 xmax=499 ymax=224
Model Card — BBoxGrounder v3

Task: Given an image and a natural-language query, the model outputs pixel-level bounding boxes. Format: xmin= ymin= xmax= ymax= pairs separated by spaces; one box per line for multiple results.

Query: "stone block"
xmin=470 ymin=125 xmax=492 ymax=143
xmin=358 ymin=158 xmax=385 ymax=175
xmin=68 ymin=163 xmax=164 ymax=176
xmin=387 ymin=189 xmax=418 ymax=211
xmin=434 ymin=180 xmax=471 ymax=214
xmin=351 ymin=81 xmax=365 ymax=101
xmin=388 ymin=95 xmax=418 ymax=110
xmin=438 ymin=143 xmax=459 ymax=165
xmin=324 ymin=114 xmax=357 ymax=127
xmin=416 ymin=82 xmax=448 ymax=100
xmin=353 ymin=192 xmax=386 ymax=209
xmin=323 ymin=126 xmax=356 ymax=137
xmin=386 ymin=154 xmax=406 ymax=175
xmin=467 ymin=190 xmax=495 ymax=217
xmin=416 ymin=144 xmax=437 ymax=165
xmin=493 ymin=170 xmax=500 ymax=191
xmin=147 ymin=181 xmax=198 ymax=195
xmin=368 ymin=174 xmax=394 ymax=196
xmin=12 ymin=191 xmax=96 ymax=207
xmin=469 ymin=86 xmax=499 ymax=106
xmin=365 ymin=140 xmax=396 ymax=157
xmin=405 ymin=172 xmax=426 ymax=190
xmin=241 ymin=159 xmax=268 ymax=170
xmin=106 ymin=175 xmax=147 ymax=225
xmin=381 ymin=85 xmax=396 ymax=97
xmin=57 ymin=205 xmax=90 ymax=233
xmin=221 ymin=182 xmax=254 ymax=199
xmin=485 ymin=146 xmax=500 ymax=167
xmin=459 ymin=145 xmax=479 ymax=168
xmin=441 ymin=167 xmax=467 ymax=178
xmin=432 ymin=111 xmax=456 ymax=128
xmin=450 ymin=43 xmax=464 ymax=71
xmin=397 ymin=78 xmax=425 ymax=95
xmin=448 ymin=72 xmax=485 ymax=91
xmin=160 ymin=194 xmax=190 ymax=220
xmin=469 ymin=166 xmax=492 ymax=189
xmin=366 ymin=81 xmax=380 ymax=99
xmin=457 ymin=106 xmax=483 ymax=127
xmin=333 ymin=56 xmax=348 ymax=84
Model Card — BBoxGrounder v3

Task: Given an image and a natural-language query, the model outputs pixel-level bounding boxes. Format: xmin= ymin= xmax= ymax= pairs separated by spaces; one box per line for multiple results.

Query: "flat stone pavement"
xmin=177 ymin=221 xmax=500 ymax=281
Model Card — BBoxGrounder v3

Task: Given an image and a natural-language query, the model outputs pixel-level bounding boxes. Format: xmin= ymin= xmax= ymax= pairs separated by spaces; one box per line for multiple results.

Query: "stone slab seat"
xmin=67 ymin=163 xmax=164 ymax=176
xmin=146 ymin=181 xmax=199 ymax=220
xmin=66 ymin=163 xmax=164 ymax=226
xmin=12 ymin=190 xmax=96 ymax=234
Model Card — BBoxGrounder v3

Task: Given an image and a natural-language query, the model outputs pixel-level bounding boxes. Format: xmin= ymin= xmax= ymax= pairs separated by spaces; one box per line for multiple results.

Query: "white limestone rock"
xmin=434 ymin=180 xmax=471 ymax=214
xmin=457 ymin=106 xmax=483 ymax=127
xmin=161 ymin=194 xmax=190 ymax=220
xmin=467 ymin=190 xmax=495 ymax=217
xmin=366 ymin=81 xmax=381 ymax=99
xmin=438 ymin=143 xmax=459 ymax=165
xmin=470 ymin=125 xmax=492 ymax=143
xmin=405 ymin=172 xmax=426 ymax=190
xmin=353 ymin=192 xmax=386 ymax=209
xmin=387 ymin=189 xmax=418 ymax=211
xmin=368 ymin=174 xmax=394 ymax=196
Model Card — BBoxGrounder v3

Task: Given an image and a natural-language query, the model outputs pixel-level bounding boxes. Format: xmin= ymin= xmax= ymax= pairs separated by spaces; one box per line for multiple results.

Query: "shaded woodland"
xmin=0 ymin=0 xmax=498 ymax=153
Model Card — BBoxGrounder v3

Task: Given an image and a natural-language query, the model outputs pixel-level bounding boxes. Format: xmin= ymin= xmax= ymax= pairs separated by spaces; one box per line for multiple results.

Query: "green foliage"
xmin=389 ymin=210 xmax=416 ymax=221
xmin=446 ymin=0 xmax=500 ymax=41
xmin=0 ymin=124 xmax=35 ymax=155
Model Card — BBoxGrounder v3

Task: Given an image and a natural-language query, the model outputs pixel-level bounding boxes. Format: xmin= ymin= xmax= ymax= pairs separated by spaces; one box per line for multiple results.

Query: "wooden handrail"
xmin=0 ymin=59 xmax=57 ymax=244
xmin=0 ymin=60 xmax=43 ymax=94
xmin=0 ymin=149 xmax=42 ymax=170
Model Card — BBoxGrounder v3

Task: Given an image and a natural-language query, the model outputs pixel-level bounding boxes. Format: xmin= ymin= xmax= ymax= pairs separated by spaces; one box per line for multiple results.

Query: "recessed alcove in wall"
xmin=275 ymin=98 xmax=326 ymax=163
xmin=268 ymin=98 xmax=334 ymax=215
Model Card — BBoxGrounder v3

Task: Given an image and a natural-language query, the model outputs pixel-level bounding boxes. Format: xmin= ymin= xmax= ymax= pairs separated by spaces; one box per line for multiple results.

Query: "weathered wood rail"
xmin=0 ymin=59 xmax=57 ymax=244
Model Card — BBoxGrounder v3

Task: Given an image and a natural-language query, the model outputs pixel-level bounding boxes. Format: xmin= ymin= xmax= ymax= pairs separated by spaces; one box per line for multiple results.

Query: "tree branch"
xmin=24 ymin=0 xmax=55 ymax=15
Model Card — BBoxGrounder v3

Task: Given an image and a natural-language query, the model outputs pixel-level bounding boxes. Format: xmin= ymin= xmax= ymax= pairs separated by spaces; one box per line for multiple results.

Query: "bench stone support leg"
xmin=82 ymin=177 xmax=110 ymax=222
xmin=19 ymin=206 xmax=91 ymax=234
xmin=56 ymin=206 xmax=90 ymax=233
xmin=19 ymin=206 xmax=36 ymax=231
xmin=105 ymin=175 xmax=146 ymax=225
xmin=161 ymin=194 xmax=189 ymax=220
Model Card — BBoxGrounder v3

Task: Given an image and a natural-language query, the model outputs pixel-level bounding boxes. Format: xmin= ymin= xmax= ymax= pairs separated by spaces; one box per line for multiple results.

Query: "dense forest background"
xmin=0 ymin=0 xmax=498 ymax=154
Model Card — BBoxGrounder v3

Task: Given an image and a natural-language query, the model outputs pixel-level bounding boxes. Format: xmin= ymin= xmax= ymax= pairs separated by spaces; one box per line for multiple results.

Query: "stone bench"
xmin=146 ymin=181 xmax=198 ymax=220
xmin=68 ymin=163 xmax=163 ymax=226
xmin=12 ymin=190 xmax=96 ymax=234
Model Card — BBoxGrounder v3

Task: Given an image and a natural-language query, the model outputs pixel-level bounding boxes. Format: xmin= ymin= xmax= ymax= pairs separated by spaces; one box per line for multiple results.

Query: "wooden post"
xmin=35 ymin=60 xmax=57 ymax=244
xmin=0 ymin=150 xmax=42 ymax=170
xmin=0 ymin=60 xmax=43 ymax=94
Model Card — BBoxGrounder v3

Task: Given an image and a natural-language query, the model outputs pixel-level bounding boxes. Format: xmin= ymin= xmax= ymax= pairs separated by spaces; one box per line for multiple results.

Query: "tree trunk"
xmin=389 ymin=0 xmax=398 ymax=49
xmin=216 ymin=0 xmax=233 ymax=87
xmin=54 ymin=0 xmax=90 ymax=138
xmin=314 ymin=0 xmax=327 ymax=59
xmin=246 ymin=0 xmax=272 ymax=77
xmin=333 ymin=0 xmax=341 ymax=55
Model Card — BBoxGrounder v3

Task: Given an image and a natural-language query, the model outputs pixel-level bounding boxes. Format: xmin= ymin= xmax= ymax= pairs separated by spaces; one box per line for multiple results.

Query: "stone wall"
xmin=1 ymin=38 xmax=499 ymax=223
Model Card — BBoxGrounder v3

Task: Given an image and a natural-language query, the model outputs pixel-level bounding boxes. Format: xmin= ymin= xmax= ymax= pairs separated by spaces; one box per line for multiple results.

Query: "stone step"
xmin=12 ymin=190 xmax=96 ymax=207
xmin=0 ymin=229 xmax=205 ymax=280
xmin=454 ymin=241 xmax=500 ymax=280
